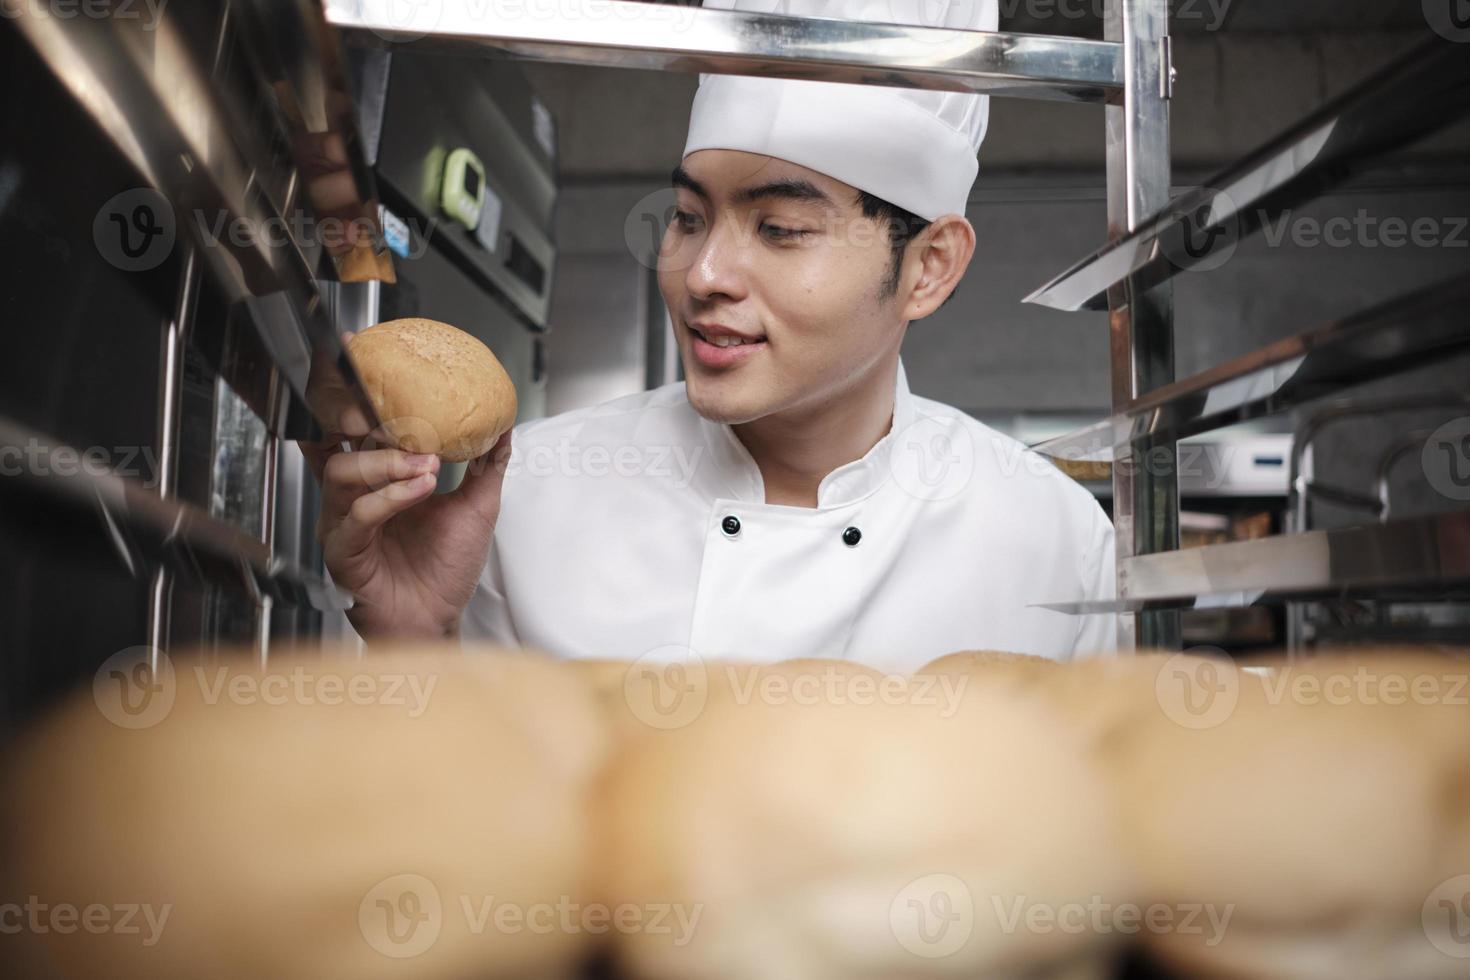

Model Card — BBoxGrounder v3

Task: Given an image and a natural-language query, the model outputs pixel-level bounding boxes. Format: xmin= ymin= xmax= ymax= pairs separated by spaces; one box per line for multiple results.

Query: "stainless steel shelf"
xmin=1026 ymin=35 xmax=1470 ymax=311
xmin=0 ymin=416 xmax=350 ymax=613
xmin=11 ymin=0 xmax=384 ymax=441
xmin=1030 ymin=273 xmax=1470 ymax=462
xmin=324 ymin=0 xmax=1124 ymax=103
xmin=1035 ymin=510 xmax=1470 ymax=614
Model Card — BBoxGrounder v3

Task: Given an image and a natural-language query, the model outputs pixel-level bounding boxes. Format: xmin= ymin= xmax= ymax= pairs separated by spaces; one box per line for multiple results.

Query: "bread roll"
xmin=916 ymin=648 xmax=1470 ymax=978
xmin=594 ymin=674 xmax=1136 ymax=980
xmin=0 ymin=646 xmax=605 ymax=980
xmin=568 ymin=656 xmax=893 ymax=748
xmin=348 ymin=318 xmax=517 ymax=462
xmin=1123 ymin=651 xmax=1470 ymax=980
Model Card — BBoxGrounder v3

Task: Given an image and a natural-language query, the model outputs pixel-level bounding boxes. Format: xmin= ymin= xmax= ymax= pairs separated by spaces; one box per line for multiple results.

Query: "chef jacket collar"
xmin=695 ymin=358 xmax=916 ymax=509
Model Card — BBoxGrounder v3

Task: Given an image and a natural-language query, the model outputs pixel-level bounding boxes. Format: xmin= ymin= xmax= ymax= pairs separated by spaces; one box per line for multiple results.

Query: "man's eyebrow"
xmin=671 ymin=166 xmax=707 ymax=200
xmin=733 ymin=177 xmax=835 ymax=209
xmin=671 ymin=165 xmax=836 ymax=209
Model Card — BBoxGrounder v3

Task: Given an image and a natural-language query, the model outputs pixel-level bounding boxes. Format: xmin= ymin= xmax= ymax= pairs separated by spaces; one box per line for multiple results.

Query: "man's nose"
xmin=685 ymin=215 xmax=748 ymax=302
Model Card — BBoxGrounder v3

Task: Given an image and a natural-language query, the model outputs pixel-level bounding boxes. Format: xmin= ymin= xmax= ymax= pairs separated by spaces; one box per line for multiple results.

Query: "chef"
xmin=307 ymin=0 xmax=1119 ymax=672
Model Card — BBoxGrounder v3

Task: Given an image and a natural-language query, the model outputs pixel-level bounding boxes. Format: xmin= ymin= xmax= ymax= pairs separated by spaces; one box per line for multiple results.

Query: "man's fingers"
xmin=327 ymin=473 xmax=439 ymax=562
xmin=322 ymin=449 xmax=439 ymax=527
xmin=459 ymin=429 xmax=514 ymax=518
xmin=299 ymin=437 xmax=345 ymax=484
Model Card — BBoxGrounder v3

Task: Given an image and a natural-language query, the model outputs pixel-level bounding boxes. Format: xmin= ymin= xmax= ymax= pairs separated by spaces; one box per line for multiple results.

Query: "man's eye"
xmin=760 ymin=222 xmax=805 ymax=241
xmin=672 ymin=210 xmax=703 ymax=233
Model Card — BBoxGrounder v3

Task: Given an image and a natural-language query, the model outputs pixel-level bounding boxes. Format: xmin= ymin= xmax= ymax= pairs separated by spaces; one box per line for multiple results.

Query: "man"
xmin=306 ymin=0 xmax=1118 ymax=672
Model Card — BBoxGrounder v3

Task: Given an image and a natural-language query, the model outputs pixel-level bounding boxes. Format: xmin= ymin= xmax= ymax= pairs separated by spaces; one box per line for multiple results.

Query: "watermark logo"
xmin=360 ymin=874 xmax=443 ymax=958
xmin=887 ymin=0 xmax=1234 ymax=39
xmin=1422 ymin=874 xmax=1470 ymax=958
xmin=1154 ymin=648 xmax=1240 ymax=730
xmin=0 ymin=440 xmax=161 ymax=487
xmin=0 ymin=0 xmax=170 ymax=31
xmin=93 ymin=647 xmax=176 ymax=730
xmin=0 ymin=897 xmax=172 ymax=946
xmin=93 ymin=189 xmax=175 ymax=273
xmin=1159 ymin=187 xmax=1240 ymax=274
xmin=625 ymin=187 xmax=691 ymax=273
xmin=358 ymin=0 xmax=445 ymax=42
xmin=889 ymin=415 xmax=976 ymax=502
xmin=990 ymin=895 xmax=1233 ymax=946
xmin=890 ymin=873 xmax=973 ymax=958
xmin=1260 ymin=210 xmax=1468 ymax=250
xmin=623 ymin=645 xmax=709 ymax=730
xmin=1423 ymin=417 xmax=1470 ymax=502
xmin=503 ymin=437 xmax=705 ymax=488
xmin=1425 ymin=0 xmax=1470 ymax=42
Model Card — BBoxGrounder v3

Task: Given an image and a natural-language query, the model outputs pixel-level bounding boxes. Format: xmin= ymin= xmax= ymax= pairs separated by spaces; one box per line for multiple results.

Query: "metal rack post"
xmin=1104 ymin=0 xmax=1179 ymax=652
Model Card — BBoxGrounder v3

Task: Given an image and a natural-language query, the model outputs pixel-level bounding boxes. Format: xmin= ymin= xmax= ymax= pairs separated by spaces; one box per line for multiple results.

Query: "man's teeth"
xmin=700 ymin=331 xmax=761 ymax=348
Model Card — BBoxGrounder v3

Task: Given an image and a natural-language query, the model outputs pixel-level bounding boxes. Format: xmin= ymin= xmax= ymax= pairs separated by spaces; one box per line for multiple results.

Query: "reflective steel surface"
xmin=7 ymin=0 xmax=385 ymax=440
xmin=0 ymin=415 xmax=351 ymax=613
xmin=324 ymin=0 xmax=1124 ymax=103
xmin=1027 ymin=35 xmax=1470 ymax=311
xmin=1103 ymin=0 xmax=1179 ymax=649
xmin=1035 ymin=509 xmax=1470 ymax=612
xmin=1030 ymin=274 xmax=1470 ymax=461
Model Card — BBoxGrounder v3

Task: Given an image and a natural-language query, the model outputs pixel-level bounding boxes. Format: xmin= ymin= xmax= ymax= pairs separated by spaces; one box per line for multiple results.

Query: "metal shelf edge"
xmin=1034 ymin=510 xmax=1470 ymax=613
xmin=324 ymin=0 xmax=1124 ymax=103
xmin=1029 ymin=273 xmax=1470 ymax=461
xmin=1025 ymin=35 xmax=1470 ymax=311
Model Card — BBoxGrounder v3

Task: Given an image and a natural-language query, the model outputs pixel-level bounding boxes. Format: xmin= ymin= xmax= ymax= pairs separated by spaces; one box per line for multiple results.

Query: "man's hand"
xmin=299 ymin=399 xmax=513 ymax=641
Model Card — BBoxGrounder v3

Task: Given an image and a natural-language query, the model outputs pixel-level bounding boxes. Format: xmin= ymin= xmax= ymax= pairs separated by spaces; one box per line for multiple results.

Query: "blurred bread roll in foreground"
xmin=595 ymin=670 xmax=1136 ymax=980
xmin=1120 ymin=651 xmax=1470 ymax=980
xmin=4 ymin=645 xmax=1469 ymax=980
xmin=0 ymin=647 xmax=603 ymax=980
xmin=348 ymin=317 xmax=517 ymax=461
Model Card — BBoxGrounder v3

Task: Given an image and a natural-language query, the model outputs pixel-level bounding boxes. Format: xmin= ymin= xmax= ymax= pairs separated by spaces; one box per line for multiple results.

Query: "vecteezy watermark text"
xmin=0 ymin=0 xmax=169 ymax=31
xmin=93 ymin=648 xmax=439 ymax=729
xmin=0 ymin=897 xmax=171 ymax=947
xmin=0 ymin=440 xmax=160 ymax=488
xmin=358 ymin=874 xmax=702 ymax=959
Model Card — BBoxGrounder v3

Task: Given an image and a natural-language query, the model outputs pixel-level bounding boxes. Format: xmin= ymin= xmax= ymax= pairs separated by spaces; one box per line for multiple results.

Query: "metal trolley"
xmin=5 ymin=0 xmax=1469 ymax=671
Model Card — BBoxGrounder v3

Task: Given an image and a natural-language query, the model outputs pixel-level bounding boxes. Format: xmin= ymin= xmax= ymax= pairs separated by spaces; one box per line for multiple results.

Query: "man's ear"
xmin=902 ymin=215 xmax=976 ymax=320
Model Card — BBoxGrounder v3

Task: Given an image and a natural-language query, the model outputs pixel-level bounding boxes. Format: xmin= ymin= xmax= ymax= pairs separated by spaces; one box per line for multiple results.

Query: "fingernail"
xmin=409 ymin=454 xmax=437 ymax=470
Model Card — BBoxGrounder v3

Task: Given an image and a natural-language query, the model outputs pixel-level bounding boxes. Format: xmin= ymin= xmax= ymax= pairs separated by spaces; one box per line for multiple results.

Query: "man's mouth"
xmin=688 ymin=323 xmax=766 ymax=347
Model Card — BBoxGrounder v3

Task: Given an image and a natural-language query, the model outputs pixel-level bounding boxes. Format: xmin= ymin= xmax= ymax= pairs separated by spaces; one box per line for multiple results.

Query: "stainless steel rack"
xmin=1022 ymin=28 xmax=1470 ymax=647
xmin=0 ymin=415 xmax=351 ymax=618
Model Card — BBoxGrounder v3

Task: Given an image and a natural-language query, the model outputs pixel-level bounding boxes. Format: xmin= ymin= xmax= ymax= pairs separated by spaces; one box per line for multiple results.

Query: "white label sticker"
xmin=379 ymin=205 xmax=411 ymax=259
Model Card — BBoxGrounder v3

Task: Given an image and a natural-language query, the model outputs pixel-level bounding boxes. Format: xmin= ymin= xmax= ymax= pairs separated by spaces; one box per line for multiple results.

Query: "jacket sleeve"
xmin=1069 ymin=507 xmax=1121 ymax=659
xmin=458 ymin=531 xmax=523 ymax=650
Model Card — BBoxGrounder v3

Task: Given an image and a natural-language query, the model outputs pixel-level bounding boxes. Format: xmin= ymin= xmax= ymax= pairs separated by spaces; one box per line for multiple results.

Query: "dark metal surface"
xmin=0 ymin=415 xmax=351 ymax=614
xmin=6 ymin=0 xmax=386 ymax=440
xmin=324 ymin=0 xmax=1125 ymax=104
xmin=1027 ymin=34 xmax=1470 ymax=311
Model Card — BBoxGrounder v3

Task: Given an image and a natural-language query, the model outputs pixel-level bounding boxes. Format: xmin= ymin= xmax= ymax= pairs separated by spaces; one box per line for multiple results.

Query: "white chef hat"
xmin=682 ymin=0 xmax=1000 ymax=222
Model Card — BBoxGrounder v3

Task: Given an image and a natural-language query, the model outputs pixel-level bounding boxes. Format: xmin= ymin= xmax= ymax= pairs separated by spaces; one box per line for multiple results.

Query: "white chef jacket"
xmin=461 ymin=358 xmax=1119 ymax=672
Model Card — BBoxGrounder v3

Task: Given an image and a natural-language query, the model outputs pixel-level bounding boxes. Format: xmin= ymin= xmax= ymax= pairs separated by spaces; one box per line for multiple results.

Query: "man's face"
xmin=658 ymin=149 xmax=909 ymax=425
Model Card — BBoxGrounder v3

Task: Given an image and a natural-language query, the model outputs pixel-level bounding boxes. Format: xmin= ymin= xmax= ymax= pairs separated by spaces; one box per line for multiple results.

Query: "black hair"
xmin=854 ymin=189 xmax=955 ymax=310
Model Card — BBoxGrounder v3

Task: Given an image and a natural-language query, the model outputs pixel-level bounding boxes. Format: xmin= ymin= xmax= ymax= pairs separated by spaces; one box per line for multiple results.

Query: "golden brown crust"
xmin=348 ymin=318 xmax=517 ymax=462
